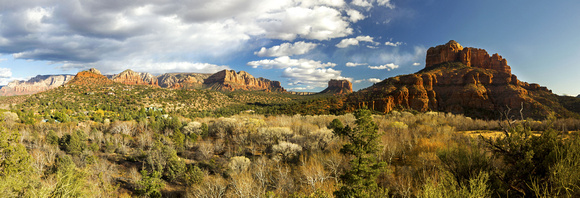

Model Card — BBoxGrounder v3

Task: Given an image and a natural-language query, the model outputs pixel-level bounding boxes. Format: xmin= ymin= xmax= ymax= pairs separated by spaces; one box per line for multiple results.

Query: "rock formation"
xmin=203 ymin=70 xmax=285 ymax=92
xmin=157 ymin=73 xmax=212 ymax=89
xmin=320 ymin=79 xmax=353 ymax=94
xmin=111 ymin=69 xmax=158 ymax=86
xmin=347 ymin=41 xmax=574 ymax=119
xmin=425 ymin=40 xmax=511 ymax=73
xmin=67 ymin=68 xmax=114 ymax=86
xmin=0 ymin=75 xmax=75 ymax=96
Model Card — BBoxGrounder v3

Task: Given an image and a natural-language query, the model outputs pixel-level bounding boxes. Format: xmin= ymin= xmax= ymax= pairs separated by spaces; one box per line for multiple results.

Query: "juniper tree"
xmin=330 ymin=109 xmax=387 ymax=198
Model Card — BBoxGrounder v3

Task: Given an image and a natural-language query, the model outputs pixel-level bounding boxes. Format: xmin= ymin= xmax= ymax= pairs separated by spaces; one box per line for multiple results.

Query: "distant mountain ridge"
xmin=63 ymin=68 xmax=287 ymax=92
xmin=157 ymin=73 xmax=212 ymax=89
xmin=204 ymin=70 xmax=285 ymax=92
xmin=0 ymin=74 xmax=75 ymax=96
xmin=0 ymin=67 xmax=291 ymax=96
xmin=111 ymin=69 xmax=158 ymax=86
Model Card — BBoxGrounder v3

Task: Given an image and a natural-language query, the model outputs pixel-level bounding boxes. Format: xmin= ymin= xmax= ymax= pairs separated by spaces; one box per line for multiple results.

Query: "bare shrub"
xmin=196 ymin=141 xmax=215 ymax=161
xmin=228 ymin=156 xmax=251 ymax=174
xmin=109 ymin=121 xmax=136 ymax=136
xmin=229 ymin=171 xmax=259 ymax=198
xmin=183 ymin=121 xmax=203 ymax=135
xmin=209 ymin=118 xmax=238 ymax=139
xmin=305 ymin=128 xmax=336 ymax=151
xmin=291 ymin=121 xmax=319 ymax=136
xmin=273 ymin=163 xmax=296 ymax=195
xmin=257 ymin=127 xmax=294 ymax=147
xmin=300 ymin=154 xmax=331 ymax=192
xmin=251 ymin=156 xmax=272 ymax=194
xmin=187 ymin=175 xmax=227 ymax=198
xmin=136 ymin=129 xmax=153 ymax=149
xmin=272 ymin=141 xmax=302 ymax=162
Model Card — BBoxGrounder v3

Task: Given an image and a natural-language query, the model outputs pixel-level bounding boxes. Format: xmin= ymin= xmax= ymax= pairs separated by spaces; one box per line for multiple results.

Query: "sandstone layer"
xmin=157 ymin=73 xmax=212 ymax=89
xmin=426 ymin=40 xmax=511 ymax=73
xmin=68 ymin=68 xmax=114 ymax=86
xmin=0 ymin=75 xmax=75 ymax=96
xmin=111 ymin=69 xmax=158 ymax=86
xmin=320 ymin=79 xmax=353 ymax=94
xmin=203 ymin=70 xmax=285 ymax=92
xmin=347 ymin=41 xmax=572 ymax=119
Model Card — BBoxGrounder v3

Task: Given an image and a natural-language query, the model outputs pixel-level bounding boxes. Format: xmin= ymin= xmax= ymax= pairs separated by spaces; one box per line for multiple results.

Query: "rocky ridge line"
xmin=0 ymin=75 xmax=75 ymax=96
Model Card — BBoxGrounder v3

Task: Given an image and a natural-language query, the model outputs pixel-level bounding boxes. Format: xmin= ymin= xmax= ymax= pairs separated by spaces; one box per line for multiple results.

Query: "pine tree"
xmin=331 ymin=109 xmax=387 ymax=198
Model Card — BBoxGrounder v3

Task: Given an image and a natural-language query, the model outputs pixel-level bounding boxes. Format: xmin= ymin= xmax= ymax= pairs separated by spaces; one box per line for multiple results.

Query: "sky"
xmin=0 ymin=0 xmax=579 ymax=95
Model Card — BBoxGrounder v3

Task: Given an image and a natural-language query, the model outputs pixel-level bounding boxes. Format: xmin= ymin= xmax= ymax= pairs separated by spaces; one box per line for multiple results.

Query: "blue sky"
xmin=0 ymin=0 xmax=579 ymax=95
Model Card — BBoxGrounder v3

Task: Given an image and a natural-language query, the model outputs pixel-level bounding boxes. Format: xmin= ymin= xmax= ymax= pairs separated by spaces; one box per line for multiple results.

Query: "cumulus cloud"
xmin=336 ymin=35 xmax=378 ymax=48
xmin=368 ymin=63 xmax=399 ymax=70
xmin=248 ymin=56 xmax=348 ymax=88
xmin=346 ymin=62 xmax=367 ymax=67
xmin=124 ymin=62 xmax=230 ymax=74
xmin=0 ymin=68 xmax=12 ymax=78
xmin=385 ymin=41 xmax=403 ymax=46
xmin=353 ymin=78 xmax=382 ymax=84
xmin=346 ymin=9 xmax=366 ymax=22
xmin=351 ymin=0 xmax=395 ymax=9
xmin=0 ymin=0 xmax=361 ymax=73
xmin=368 ymin=78 xmax=382 ymax=83
xmin=412 ymin=62 xmax=421 ymax=66
xmin=248 ymin=56 xmax=335 ymax=69
xmin=254 ymin=41 xmax=318 ymax=57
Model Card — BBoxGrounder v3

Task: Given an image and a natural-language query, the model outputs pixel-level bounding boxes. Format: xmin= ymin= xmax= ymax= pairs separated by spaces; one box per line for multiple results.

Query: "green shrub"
xmin=46 ymin=130 xmax=59 ymax=146
xmin=137 ymin=170 xmax=164 ymax=198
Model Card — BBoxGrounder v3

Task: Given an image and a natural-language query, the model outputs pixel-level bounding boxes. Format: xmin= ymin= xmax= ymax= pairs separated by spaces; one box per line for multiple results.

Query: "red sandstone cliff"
xmin=111 ymin=69 xmax=158 ymax=86
xmin=203 ymin=70 xmax=285 ymax=92
xmin=320 ymin=79 xmax=353 ymax=94
xmin=0 ymin=75 xmax=75 ymax=96
xmin=346 ymin=41 xmax=573 ymax=119
xmin=157 ymin=73 xmax=212 ymax=89
xmin=67 ymin=68 xmax=114 ymax=86
xmin=426 ymin=40 xmax=511 ymax=73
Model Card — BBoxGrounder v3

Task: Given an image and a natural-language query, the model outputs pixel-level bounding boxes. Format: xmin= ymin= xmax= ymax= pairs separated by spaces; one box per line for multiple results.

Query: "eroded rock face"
xmin=426 ymin=40 xmax=511 ymax=73
xmin=111 ymin=69 xmax=158 ymax=86
xmin=203 ymin=70 xmax=285 ymax=92
xmin=0 ymin=75 xmax=75 ymax=96
xmin=347 ymin=41 xmax=567 ymax=119
xmin=320 ymin=79 xmax=353 ymax=94
xmin=157 ymin=73 xmax=212 ymax=89
xmin=68 ymin=68 xmax=114 ymax=86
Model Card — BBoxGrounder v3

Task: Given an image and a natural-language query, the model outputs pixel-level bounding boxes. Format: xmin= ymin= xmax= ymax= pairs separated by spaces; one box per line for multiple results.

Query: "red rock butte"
xmin=320 ymin=79 xmax=353 ymax=94
xmin=425 ymin=40 xmax=511 ymax=74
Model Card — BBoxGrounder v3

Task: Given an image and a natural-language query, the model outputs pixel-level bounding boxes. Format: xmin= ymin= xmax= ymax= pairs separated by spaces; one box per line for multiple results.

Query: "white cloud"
xmin=346 ymin=62 xmax=367 ymax=67
xmin=124 ymin=62 xmax=231 ymax=74
xmin=368 ymin=78 xmax=382 ymax=83
xmin=254 ymin=41 xmax=318 ymax=57
xmin=0 ymin=0 xmax=362 ymax=73
xmin=336 ymin=35 xmax=378 ymax=48
xmin=368 ymin=63 xmax=399 ymax=70
xmin=412 ymin=62 xmax=421 ymax=66
xmin=351 ymin=0 xmax=373 ymax=8
xmin=385 ymin=41 xmax=403 ymax=46
xmin=248 ymin=56 xmax=348 ymax=88
xmin=353 ymin=78 xmax=382 ymax=84
xmin=0 ymin=68 xmax=12 ymax=78
xmin=351 ymin=0 xmax=394 ymax=9
xmin=377 ymin=0 xmax=395 ymax=9
xmin=346 ymin=9 xmax=365 ymax=22
xmin=259 ymin=6 xmax=353 ymax=41
xmin=248 ymin=56 xmax=336 ymax=69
